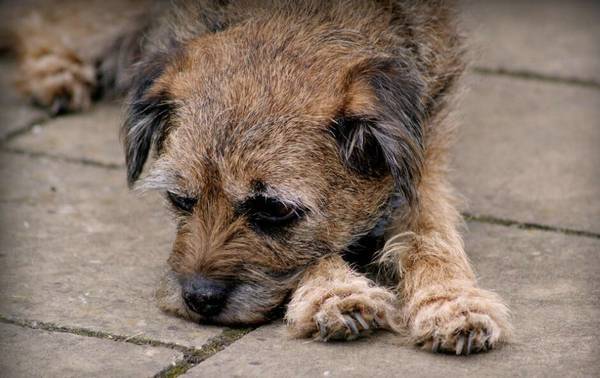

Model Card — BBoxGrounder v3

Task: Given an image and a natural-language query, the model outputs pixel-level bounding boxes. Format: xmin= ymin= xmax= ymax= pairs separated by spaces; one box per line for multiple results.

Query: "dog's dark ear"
xmin=122 ymin=53 xmax=174 ymax=187
xmin=332 ymin=57 xmax=425 ymax=205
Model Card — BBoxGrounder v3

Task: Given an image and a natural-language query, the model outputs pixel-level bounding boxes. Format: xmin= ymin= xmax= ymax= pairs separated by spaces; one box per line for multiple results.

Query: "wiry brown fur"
xmin=8 ymin=0 xmax=511 ymax=355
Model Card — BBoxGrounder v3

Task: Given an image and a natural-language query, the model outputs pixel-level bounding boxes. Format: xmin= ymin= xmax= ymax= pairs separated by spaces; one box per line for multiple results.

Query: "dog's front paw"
xmin=19 ymin=47 xmax=96 ymax=114
xmin=407 ymin=283 xmax=511 ymax=355
xmin=285 ymin=271 xmax=399 ymax=341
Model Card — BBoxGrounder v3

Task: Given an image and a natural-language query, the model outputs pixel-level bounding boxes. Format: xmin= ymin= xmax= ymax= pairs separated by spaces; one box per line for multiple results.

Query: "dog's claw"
xmin=483 ymin=329 xmax=492 ymax=351
xmin=343 ymin=314 xmax=359 ymax=336
xmin=456 ymin=334 xmax=465 ymax=355
xmin=353 ymin=312 xmax=369 ymax=330
xmin=373 ymin=314 xmax=384 ymax=328
xmin=316 ymin=317 xmax=328 ymax=340
xmin=51 ymin=96 xmax=70 ymax=115
xmin=432 ymin=338 xmax=441 ymax=353
xmin=313 ymin=311 xmax=380 ymax=341
xmin=484 ymin=336 xmax=492 ymax=351
xmin=466 ymin=331 xmax=475 ymax=355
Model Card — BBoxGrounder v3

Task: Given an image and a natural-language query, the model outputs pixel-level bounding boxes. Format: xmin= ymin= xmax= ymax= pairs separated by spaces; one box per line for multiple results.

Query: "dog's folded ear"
xmin=121 ymin=52 xmax=174 ymax=187
xmin=332 ymin=56 xmax=425 ymax=205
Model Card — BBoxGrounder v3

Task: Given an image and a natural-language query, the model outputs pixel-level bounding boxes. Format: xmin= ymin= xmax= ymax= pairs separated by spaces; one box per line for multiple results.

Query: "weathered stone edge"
xmin=0 ymin=313 xmax=254 ymax=378
xmin=472 ymin=66 xmax=600 ymax=91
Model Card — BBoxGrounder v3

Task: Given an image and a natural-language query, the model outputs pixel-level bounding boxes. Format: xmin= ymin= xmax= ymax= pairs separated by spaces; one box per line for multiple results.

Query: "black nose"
xmin=182 ymin=276 xmax=228 ymax=317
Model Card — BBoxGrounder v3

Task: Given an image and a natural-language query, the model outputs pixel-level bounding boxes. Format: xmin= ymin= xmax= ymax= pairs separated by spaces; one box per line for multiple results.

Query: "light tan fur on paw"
xmin=18 ymin=46 xmax=96 ymax=114
xmin=406 ymin=280 xmax=512 ymax=355
xmin=286 ymin=261 xmax=400 ymax=341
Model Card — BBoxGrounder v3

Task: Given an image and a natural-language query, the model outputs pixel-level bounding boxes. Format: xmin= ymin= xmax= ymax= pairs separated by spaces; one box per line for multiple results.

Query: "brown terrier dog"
xmin=10 ymin=0 xmax=511 ymax=354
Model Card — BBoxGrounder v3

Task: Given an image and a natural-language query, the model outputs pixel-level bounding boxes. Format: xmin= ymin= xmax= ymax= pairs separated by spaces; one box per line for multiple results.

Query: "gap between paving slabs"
xmin=472 ymin=66 xmax=600 ymax=91
xmin=0 ymin=313 xmax=253 ymax=378
xmin=0 ymin=113 xmax=49 ymax=144
xmin=0 ymin=91 xmax=52 ymax=145
xmin=463 ymin=213 xmax=600 ymax=240
xmin=0 ymin=146 xmax=124 ymax=170
xmin=0 ymin=101 xmax=125 ymax=170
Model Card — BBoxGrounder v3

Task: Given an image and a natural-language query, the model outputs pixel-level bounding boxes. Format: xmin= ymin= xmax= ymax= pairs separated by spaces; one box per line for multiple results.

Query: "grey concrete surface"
xmin=0 ymin=152 xmax=222 ymax=349
xmin=184 ymin=223 xmax=600 ymax=377
xmin=0 ymin=323 xmax=181 ymax=378
xmin=459 ymin=0 xmax=600 ymax=83
xmin=0 ymin=0 xmax=599 ymax=377
xmin=453 ymin=74 xmax=600 ymax=234
xmin=6 ymin=103 xmax=124 ymax=166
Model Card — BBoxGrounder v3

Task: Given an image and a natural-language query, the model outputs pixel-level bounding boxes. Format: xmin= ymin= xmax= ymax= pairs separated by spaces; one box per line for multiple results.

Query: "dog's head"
xmin=123 ymin=24 xmax=424 ymax=325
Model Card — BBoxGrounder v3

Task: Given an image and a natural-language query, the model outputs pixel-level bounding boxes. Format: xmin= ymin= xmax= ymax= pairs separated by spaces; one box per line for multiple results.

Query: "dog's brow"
xmin=135 ymin=165 xmax=179 ymax=193
xmin=246 ymin=182 xmax=306 ymax=209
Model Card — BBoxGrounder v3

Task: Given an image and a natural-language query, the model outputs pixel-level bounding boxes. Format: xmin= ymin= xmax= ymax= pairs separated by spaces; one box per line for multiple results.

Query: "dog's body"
xmin=10 ymin=0 xmax=511 ymax=354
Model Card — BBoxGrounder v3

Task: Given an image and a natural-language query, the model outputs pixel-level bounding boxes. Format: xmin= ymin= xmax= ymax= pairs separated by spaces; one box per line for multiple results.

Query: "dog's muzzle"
xmin=181 ymin=275 xmax=229 ymax=317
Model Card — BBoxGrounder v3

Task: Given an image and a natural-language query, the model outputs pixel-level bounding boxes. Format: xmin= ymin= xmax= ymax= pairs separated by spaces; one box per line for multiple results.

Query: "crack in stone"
xmin=0 ymin=114 xmax=50 ymax=144
xmin=0 ymin=314 xmax=255 ymax=378
xmin=0 ymin=99 xmax=57 ymax=144
xmin=0 ymin=147 xmax=124 ymax=170
xmin=472 ymin=66 xmax=600 ymax=90
xmin=464 ymin=212 xmax=600 ymax=240
xmin=0 ymin=313 xmax=253 ymax=378
xmin=153 ymin=328 xmax=253 ymax=378
xmin=0 ymin=313 xmax=193 ymax=352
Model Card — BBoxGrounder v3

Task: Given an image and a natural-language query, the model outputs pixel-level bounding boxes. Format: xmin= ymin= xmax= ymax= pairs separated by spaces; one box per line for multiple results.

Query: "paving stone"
xmin=459 ymin=0 xmax=600 ymax=83
xmin=0 ymin=152 xmax=222 ymax=348
xmin=453 ymin=74 xmax=600 ymax=234
xmin=0 ymin=323 xmax=181 ymax=378
xmin=184 ymin=223 xmax=600 ymax=377
xmin=5 ymin=102 xmax=124 ymax=166
xmin=0 ymin=57 xmax=48 ymax=141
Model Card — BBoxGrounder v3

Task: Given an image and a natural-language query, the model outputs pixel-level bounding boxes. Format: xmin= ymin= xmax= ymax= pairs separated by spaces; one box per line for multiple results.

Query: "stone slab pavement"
xmin=453 ymin=74 xmax=600 ymax=234
xmin=0 ymin=0 xmax=599 ymax=377
xmin=0 ymin=323 xmax=181 ymax=378
xmin=0 ymin=152 xmax=223 ymax=349
xmin=458 ymin=0 xmax=600 ymax=85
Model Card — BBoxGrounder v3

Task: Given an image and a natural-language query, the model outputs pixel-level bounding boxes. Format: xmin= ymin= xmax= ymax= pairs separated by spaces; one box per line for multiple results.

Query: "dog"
xmin=9 ymin=0 xmax=511 ymax=355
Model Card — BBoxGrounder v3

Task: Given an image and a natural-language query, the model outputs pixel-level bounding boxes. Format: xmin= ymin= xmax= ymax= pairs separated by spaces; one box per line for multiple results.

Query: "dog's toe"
xmin=410 ymin=286 xmax=511 ymax=355
xmin=20 ymin=48 xmax=96 ymax=114
xmin=315 ymin=311 xmax=373 ymax=341
xmin=285 ymin=257 xmax=401 ymax=341
xmin=309 ymin=289 xmax=398 ymax=341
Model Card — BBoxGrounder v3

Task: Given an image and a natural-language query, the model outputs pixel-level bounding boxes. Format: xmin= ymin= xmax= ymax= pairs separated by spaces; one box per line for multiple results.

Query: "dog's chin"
xmin=155 ymin=270 xmax=289 ymax=325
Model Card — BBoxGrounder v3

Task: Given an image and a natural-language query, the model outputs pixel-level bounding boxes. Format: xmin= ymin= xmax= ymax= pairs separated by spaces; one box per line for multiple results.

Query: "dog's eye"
xmin=255 ymin=198 xmax=295 ymax=221
xmin=166 ymin=191 xmax=198 ymax=213
xmin=241 ymin=196 xmax=304 ymax=232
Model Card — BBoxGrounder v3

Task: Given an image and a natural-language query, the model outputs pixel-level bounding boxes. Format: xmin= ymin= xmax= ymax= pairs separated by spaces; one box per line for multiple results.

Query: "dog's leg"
xmin=285 ymin=255 xmax=400 ymax=341
xmin=17 ymin=39 xmax=97 ymax=115
xmin=384 ymin=169 xmax=512 ymax=354
xmin=11 ymin=1 xmax=150 ymax=114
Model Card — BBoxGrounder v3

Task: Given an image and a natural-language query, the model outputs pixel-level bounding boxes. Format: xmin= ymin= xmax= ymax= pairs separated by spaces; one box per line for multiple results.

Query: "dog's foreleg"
xmin=12 ymin=1 xmax=149 ymax=114
xmin=384 ymin=172 xmax=512 ymax=354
